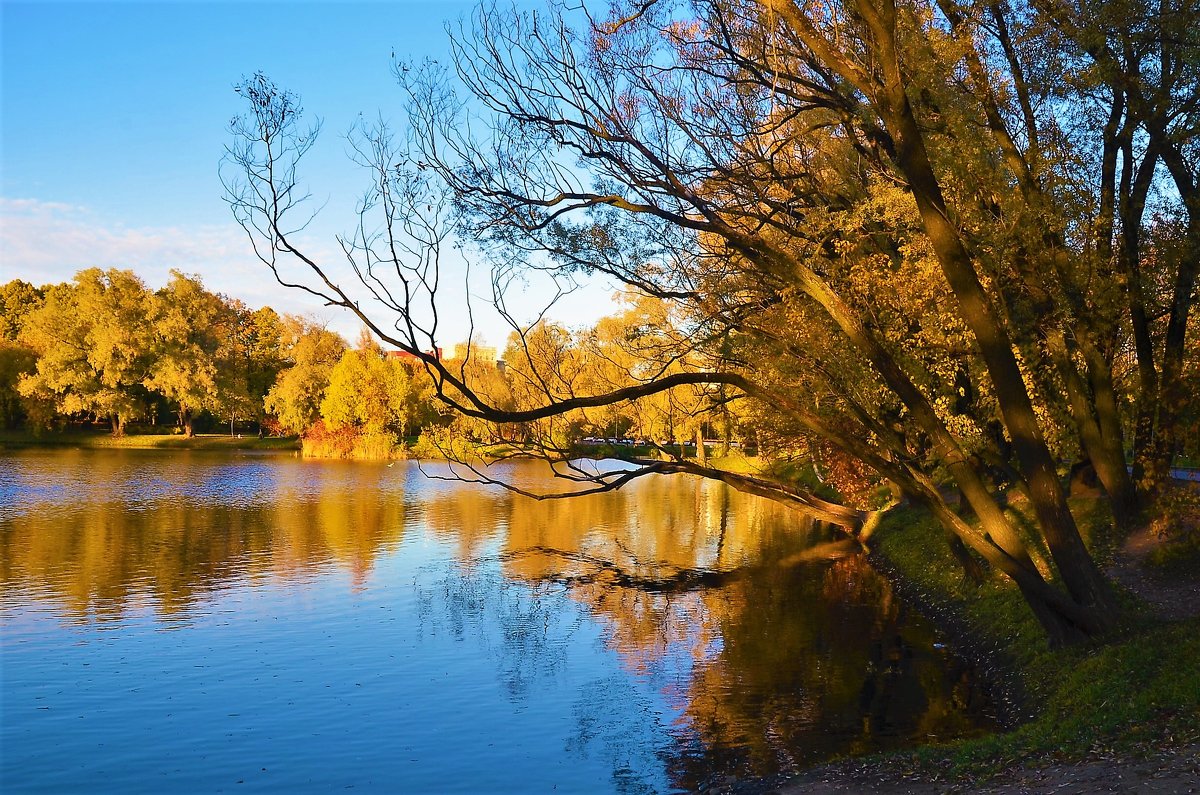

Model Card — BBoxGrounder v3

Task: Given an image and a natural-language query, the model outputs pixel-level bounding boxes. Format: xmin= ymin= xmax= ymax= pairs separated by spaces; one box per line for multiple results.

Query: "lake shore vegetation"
xmin=2 ymin=273 xmax=448 ymax=455
xmin=0 ymin=428 xmax=299 ymax=452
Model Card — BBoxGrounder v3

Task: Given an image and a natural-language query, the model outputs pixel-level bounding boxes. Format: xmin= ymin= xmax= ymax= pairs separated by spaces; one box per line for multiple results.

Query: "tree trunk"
xmin=1048 ymin=329 xmax=1140 ymax=527
xmin=1148 ymin=212 xmax=1200 ymax=491
xmin=1083 ymin=345 xmax=1141 ymax=525
xmin=921 ymin=497 xmax=1104 ymax=646
xmin=758 ymin=388 xmax=1083 ymax=629
xmin=110 ymin=415 xmax=125 ymax=437
xmin=945 ymin=526 xmax=987 ymax=586
xmin=879 ymin=81 xmax=1117 ymax=623
xmin=765 ymin=0 xmax=1117 ymax=626
xmin=695 ymin=425 xmax=708 ymax=466
xmin=183 ymin=410 xmax=195 ymax=438
xmin=720 ymin=398 xmax=732 ymax=456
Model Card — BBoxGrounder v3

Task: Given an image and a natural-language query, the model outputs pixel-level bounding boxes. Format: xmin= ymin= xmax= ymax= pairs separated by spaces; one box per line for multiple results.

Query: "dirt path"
xmin=1106 ymin=524 xmax=1200 ymax=620
xmin=763 ymin=744 xmax=1200 ymax=793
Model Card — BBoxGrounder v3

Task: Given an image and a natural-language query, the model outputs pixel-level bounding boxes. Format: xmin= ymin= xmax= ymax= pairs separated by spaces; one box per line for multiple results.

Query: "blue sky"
xmin=1 ymin=0 xmax=616 ymax=346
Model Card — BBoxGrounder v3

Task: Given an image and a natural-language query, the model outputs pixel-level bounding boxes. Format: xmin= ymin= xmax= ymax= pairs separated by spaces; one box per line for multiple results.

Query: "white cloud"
xmin=3 ymin=196 xmax=245 ymax=284
xmin=0 ymin=197 xmax=620 ymax=348
xmin=0 ymin=196 xmax=340 ymax=324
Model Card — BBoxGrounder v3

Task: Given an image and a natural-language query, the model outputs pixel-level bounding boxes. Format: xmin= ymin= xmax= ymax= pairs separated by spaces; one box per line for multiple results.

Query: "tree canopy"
xmin=1 ymin=269 xmax=464 ymax=450
xmin=224 ymin=0 xmax=1200 ymax=645
xmin=264 ymin=316 xmax=347 ymax=435
xmin=18 ymin=269 xmax=154 ymax=435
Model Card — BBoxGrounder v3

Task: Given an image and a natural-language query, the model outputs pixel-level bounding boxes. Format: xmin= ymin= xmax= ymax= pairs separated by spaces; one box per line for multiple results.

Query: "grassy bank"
xmin=866 ymin=499 xmax=1200 ymax=779
xmin=0 ymin=429 xmax=299 ymax=452
xmin=299 ymin=428 xmax=525 ymax=461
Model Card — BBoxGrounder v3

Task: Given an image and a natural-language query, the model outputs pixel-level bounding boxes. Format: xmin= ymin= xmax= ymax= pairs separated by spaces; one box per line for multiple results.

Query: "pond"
xmin=1 ymin=449 xmax=995 ymax=793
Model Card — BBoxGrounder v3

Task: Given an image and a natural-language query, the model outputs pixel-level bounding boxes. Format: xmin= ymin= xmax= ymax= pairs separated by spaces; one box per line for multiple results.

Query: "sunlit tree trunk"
xmin=868 ymin=20 xmax=1117 ymax=621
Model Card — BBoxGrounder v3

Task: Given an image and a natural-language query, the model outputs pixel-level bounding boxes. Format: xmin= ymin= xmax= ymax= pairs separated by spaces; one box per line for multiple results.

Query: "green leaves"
xmin=264 ymin=317 xmax=346 ymax=435
xmin=17 ymin=269 xmax=153 ymax=431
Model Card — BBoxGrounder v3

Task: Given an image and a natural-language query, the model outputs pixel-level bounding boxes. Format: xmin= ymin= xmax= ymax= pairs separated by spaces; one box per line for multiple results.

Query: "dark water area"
xmin=1 ymin=449 xmax=996 ymax=793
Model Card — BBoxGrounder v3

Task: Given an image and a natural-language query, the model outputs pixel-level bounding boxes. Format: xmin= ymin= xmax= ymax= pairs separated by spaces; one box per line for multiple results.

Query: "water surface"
xmin=1 ymin=449 xmax=994 ymax=792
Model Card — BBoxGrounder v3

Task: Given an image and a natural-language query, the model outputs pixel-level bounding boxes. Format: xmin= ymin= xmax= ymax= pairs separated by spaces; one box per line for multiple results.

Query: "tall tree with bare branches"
xmin=224 ymin=0 xmax=1198 ymax=645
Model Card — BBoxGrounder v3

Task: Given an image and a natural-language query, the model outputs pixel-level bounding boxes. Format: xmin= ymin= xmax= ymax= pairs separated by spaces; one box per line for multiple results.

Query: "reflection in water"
xmin=2 ymin=451 xmax=407 ymax=617
xmin=1 ymin=450 xmax=994 ymax=792
xmin=417 ymin=474 xmax=993 ymax=785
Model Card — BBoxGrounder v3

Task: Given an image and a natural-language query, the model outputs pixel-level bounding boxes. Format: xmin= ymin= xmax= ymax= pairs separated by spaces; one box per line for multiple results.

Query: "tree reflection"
xmin=1 ymin=453 xmax=406 ymax=619
xmin=415 ymin=467 xmax=995 ymax=788
xmin=1 ymin=453 xmax=993 ymax=789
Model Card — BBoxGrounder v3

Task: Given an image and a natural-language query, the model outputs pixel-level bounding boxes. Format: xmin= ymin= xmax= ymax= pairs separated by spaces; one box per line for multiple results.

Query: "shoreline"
xmin=754 ymin=500 xmax=1200 ymax=794
xmin=865 ymin=546 xmax=1030 ymax=731
xmin=0 ymin=430 xmax=301 ymax=453
xmin=0 ymin=430 xmax=527 ymax=462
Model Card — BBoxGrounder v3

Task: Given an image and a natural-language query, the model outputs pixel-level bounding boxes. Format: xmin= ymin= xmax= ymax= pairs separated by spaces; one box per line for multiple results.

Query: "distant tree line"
xmin=1 ymin=270 xmax=754 ymax=456
xmin=0 ymin=269 xmax=446 ymax=442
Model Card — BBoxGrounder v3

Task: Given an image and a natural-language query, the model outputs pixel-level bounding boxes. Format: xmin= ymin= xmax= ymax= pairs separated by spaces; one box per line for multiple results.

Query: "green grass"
xmin=0 ymin=429 xmax=299 ymax=451
xmin=871 ymin=503 xmax=1200 ymax=778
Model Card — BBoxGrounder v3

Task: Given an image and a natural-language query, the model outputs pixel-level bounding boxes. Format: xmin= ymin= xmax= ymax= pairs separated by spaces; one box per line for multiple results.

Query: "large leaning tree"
xmin=225 ymin=0 xmax=1199 ymax=645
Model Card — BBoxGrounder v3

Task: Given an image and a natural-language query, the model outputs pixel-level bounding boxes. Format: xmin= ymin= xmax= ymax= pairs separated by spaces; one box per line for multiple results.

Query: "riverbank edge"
xmin=760 ymin=499 xmax=1200 ymax=793
xmin=0 ymin=429 xmax=538 ymax=462
xmin=865 ymin=540 xmax=1030 ymax=730
xmin=0 ymin=430 xmax=301 ymax=452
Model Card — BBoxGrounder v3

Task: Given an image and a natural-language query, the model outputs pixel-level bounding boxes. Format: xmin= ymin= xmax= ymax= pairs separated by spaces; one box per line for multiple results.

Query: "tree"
xmin=0 ymin=280 xmax=46 ymax=429
xmin=321 ymin=330 xmax=438 ymax=438
xmin=0 ymin=280 xmax=44 ymax=342
xmin=225 ymin=0 xmax=1197 ymax=645
xmin=18 ymin=269 xmax=153 ymax=435
xmin=0 ymin=344 xmax=39 ymax=429
xmin=145 ymin=271 xmax=238 ymax=437
xmin=263 ymin=316 xmax=346 ymax=434
xmin=1029 ymin=0 xmax=1200 ymax=500
xmin=221 ymin=302 xmax=287 ymax=434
